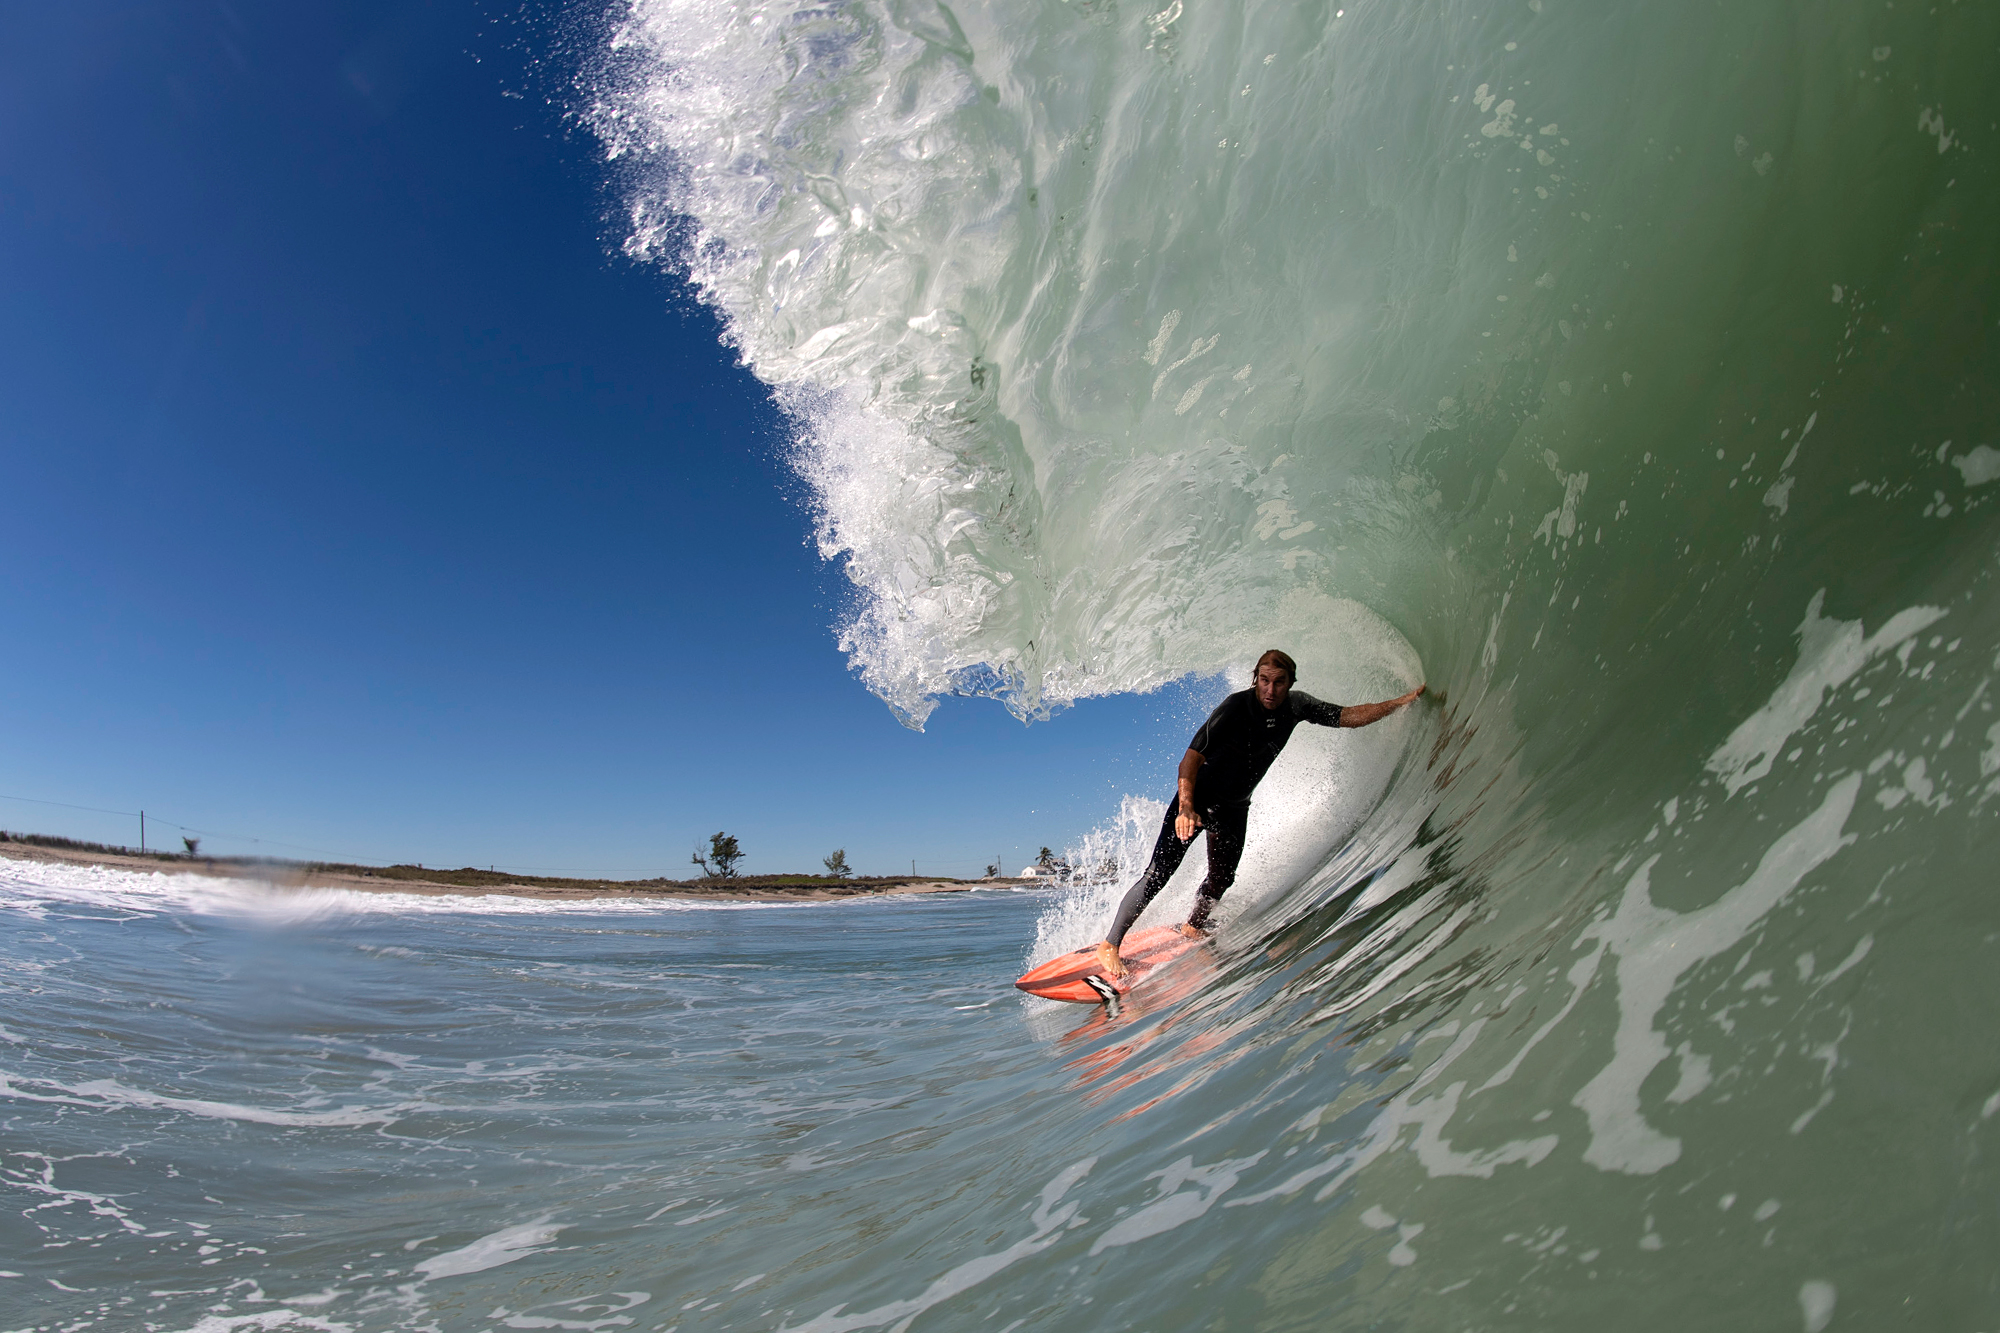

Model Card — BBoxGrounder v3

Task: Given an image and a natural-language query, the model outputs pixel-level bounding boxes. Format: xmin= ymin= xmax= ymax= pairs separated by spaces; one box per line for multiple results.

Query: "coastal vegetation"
xmin=0 ymin=830 xmax=973 ymax=894
xmin=691 ymin=830 xmax=744 ymax=878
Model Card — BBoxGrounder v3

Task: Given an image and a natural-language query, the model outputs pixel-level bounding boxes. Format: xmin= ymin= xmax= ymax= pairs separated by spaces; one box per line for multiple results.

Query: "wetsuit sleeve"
xmin=1291 ymin=691 xmax=1343 ymax=727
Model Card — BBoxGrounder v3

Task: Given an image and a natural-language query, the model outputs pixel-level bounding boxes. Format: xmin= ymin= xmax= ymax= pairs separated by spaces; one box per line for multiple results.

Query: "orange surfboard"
xmin=1015 ymin=926 xmax=1206 ymax=1003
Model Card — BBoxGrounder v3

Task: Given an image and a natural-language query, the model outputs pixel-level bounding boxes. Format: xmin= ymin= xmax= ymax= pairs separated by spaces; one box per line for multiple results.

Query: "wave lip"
xmin=594 ymin=0 xmax=1044 ymax=724
xmin=590 ymin=0 xmax=1471 ymax=725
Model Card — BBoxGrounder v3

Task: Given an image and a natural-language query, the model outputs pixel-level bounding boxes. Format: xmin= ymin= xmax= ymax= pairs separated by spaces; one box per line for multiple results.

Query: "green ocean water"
xmin=5 ymin=0 xmax=1999 ymax=1330
xmin=589 ymin=0 xmax=2000 ymax=1323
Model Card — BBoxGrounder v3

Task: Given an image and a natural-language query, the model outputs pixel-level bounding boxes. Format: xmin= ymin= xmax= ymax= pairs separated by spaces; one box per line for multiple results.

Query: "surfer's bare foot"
xmin=1095 ymin=941 xmax=1128 ymax=978
xmin=1176 ymin=922 xmax=1207 ymax=940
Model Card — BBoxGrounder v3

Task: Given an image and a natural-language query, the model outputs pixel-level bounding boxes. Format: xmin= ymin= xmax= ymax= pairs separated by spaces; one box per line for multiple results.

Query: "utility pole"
xmin=139 ymin=811 xmax=145 ymax=855
xmin=911 ymin=859 xmax=916 ymax=877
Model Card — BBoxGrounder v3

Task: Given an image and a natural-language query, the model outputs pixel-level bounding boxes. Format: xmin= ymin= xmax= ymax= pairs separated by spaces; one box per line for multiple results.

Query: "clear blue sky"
xmin=0 ymin=1 xmax=1218 ymax=878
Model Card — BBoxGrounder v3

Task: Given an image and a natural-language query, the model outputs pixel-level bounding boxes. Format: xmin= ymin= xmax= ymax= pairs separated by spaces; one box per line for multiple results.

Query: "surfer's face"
xmin=1254 ymin=664 xmax=1292 ymax=710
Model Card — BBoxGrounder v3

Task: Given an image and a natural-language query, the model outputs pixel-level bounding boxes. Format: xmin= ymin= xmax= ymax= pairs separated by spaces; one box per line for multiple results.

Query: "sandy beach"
xmin=0 ymin=838 xmax=1022 ymax=903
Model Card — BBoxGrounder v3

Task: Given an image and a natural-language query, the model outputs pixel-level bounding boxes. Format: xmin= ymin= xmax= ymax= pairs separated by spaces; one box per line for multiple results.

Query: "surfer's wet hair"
xmin=1255 ymin=649 xmax=1297 ymax=683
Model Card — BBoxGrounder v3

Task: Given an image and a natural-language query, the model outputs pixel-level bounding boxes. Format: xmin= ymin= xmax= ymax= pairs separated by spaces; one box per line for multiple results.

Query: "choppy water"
xmin=2 ymin=865 xmax=1091 ymax=1332
xmin=11 ymin=0 xmax=2000 ymax=1325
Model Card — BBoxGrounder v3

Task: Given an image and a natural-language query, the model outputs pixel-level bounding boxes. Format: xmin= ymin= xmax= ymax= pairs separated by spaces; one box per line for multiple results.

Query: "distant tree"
xmin=985 ymin=861 xmax=1002 ymax=878
xmin=182 ymin=836 xmax=200 ymax=856
xmin=823 ymin=848 xmax=853 ymax=878
xmin=1035 ymin=846 xmax=1072 ymax=877
xmin=692 ymin=831 xmax=743 ymax=878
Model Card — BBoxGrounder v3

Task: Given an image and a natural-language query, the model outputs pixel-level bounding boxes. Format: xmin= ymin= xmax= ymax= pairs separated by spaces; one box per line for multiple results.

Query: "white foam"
xmin=0 ymin=1071 xmax=413 ymax=1129
xmin=1229 ymin=1015 xmax=1558 ymax=1209
xmin=1386 ymin=1222 xmax=1424 ymax=1266
xmin=3 ymin=1143 xmax=146 ymax=1235
xmin=779 ymin=1160 xmax=1092 ymax=1333
xmin=0 ymin=854 xmax=782 ymax=921
xmin=483 ymin=1291 xmax=654 ymax=1331
xmin=1475 ymin=938 xmax=1607 ymax=1093
xmin=415 ymin=1220 xmax=565 ymax=1280
xmin=1089 ymin=1152 xmax=1267 ymax=1254
xmin=1799 ymin=1280 xmax=1837 ymax=1332
xmin=1707 ymin=592 xmax=1946 ymax=796
xmin=1953 ymin=444 xmax=2000 ymax=487
xmin=158 ymin=1312 xmax=355 ymax=1333
xmin=1571 ymin=775 xmax=1861 ymax=1174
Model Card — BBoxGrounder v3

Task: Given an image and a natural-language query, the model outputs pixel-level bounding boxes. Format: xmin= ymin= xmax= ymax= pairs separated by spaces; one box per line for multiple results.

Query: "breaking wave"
xmin=583 ymin=0 xmax=2000 ymax=1319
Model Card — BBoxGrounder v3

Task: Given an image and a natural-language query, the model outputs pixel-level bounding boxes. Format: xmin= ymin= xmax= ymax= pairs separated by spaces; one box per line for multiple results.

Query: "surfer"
xmin=1095 ymin=650 xmax=1423 ymax=978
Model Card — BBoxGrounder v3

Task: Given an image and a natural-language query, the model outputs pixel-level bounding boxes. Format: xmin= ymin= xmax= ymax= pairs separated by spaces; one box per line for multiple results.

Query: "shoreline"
xmin=0 ymin=839 xmax=1030 ymax=904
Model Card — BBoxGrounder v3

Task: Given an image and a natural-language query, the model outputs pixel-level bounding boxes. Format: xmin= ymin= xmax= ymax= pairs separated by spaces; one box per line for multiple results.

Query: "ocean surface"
xmin=10 ymin=0 xmax=2000 ymax=1326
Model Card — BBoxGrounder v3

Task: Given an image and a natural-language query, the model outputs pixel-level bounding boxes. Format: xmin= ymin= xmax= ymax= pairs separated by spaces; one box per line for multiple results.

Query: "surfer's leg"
xmin=1186 ymin=802 xmax=1250 ymax=931
xmin=1104 ymin=800 xmax=1195 ymax=947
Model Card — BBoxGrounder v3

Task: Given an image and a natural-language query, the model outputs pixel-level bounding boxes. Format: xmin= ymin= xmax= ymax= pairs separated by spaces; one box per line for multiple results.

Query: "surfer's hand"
xmin=1095 ymin=941 xmax=1129 ymax=979
xmin=1176 ymin=922 xmax=1206 ymax=940
xmin=1175 ymin=805 xmax=1202 ymax=840
xmin=1339 ymin=685 xmax=1428 ymax=728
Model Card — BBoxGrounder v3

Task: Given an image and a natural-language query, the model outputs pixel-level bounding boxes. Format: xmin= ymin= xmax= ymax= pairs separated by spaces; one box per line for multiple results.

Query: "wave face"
xmin=586 ymin=0 xmax=2000 ymax=1321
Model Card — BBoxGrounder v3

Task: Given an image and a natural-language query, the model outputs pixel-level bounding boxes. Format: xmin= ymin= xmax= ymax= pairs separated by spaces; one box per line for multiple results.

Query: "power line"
xmin=0 ymin=792 xmax=141 ymax=820
xmin=0 ymin=792 xmax=383 ymax=862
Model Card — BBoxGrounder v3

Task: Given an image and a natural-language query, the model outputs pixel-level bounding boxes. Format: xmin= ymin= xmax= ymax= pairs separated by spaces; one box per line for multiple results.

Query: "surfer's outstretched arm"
xmin=1336 ymin=684 xmax=1426 ymax=728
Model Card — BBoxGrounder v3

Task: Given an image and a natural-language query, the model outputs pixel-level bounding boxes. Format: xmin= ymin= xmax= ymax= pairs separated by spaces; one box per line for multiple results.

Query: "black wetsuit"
xmin=1105 ymin=689 xmax=1343 ymax=945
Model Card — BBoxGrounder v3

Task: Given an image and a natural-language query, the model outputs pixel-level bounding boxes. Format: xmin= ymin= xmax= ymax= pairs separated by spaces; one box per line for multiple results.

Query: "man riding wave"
xmin=1095 ymin=649 xmax=1424 ymax=978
